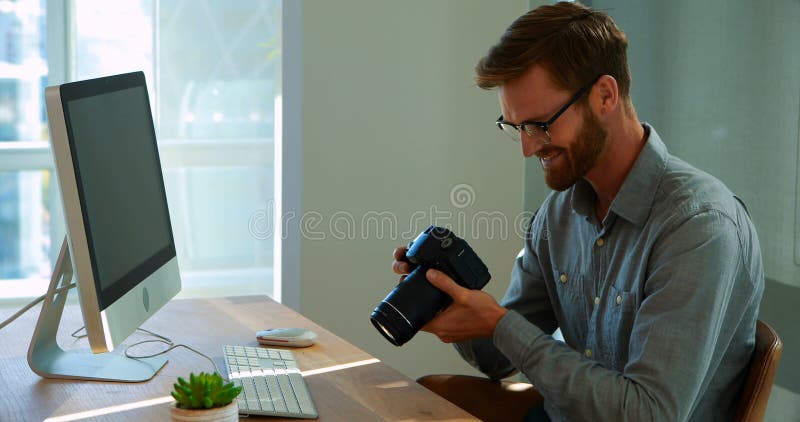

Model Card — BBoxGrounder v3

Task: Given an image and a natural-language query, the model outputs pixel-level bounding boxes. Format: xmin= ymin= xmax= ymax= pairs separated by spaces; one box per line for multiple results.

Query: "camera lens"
xmin=370 ymin=266 xmax=450 ymax=346
xmin=374 ymin=321 xmax=395 ymax=343
xmin=370 ymin=303 xmax=412 ymax=346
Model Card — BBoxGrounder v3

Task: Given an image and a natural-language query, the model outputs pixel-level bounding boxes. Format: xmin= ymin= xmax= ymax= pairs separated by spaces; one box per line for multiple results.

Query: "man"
xmin=391 ymin=2 xmax=764 ymax=421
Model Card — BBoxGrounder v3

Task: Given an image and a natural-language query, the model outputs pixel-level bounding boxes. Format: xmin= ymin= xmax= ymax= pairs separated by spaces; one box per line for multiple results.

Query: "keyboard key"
xmin=266 ymin=374 xmax=281 ymax=400
xmin=246 ymin=399 xmax=261 ymax=411
xmin=277 ymin=375 xmax=299 ymax=408
xmin=255 ymin=381 xmax=269 ymax=397
xmin=260 ymin=397 xmax=276 ymax=412
xmin=273 ymin=395 xmax=288 ymax=413
xmin=289 ymin=373 xmax=315 ymax=414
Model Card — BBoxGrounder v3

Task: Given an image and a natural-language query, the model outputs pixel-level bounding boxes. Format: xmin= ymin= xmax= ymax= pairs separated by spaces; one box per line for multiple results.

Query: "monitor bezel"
xmin=46 ymin=71 xmax=181 ymax=353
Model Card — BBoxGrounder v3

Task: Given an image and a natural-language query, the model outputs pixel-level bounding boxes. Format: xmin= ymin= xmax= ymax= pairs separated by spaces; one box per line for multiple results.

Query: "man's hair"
xmin=475 ymin=2 xmax=631 ymax=101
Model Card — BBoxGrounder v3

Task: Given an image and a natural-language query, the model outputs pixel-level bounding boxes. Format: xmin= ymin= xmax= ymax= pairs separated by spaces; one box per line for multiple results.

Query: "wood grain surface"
xmin=0 ymin=295 xmax=476 ymax=421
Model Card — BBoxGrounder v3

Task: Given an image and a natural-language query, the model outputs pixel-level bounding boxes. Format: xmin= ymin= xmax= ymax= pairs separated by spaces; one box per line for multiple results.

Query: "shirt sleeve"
xmin=492 ymin=210 xmax=760 ymax=421
xmin=454 ymin=211 xmax=558 ymax=380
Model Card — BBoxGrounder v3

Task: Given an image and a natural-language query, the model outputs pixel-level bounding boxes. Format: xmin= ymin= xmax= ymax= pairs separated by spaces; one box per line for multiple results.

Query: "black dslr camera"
xmin=370 ymin=226 xmax=491 ymax=346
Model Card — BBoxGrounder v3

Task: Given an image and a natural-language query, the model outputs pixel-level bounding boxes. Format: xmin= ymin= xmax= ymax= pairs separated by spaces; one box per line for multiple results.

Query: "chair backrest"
xmin=734 ymin=320 xmax=783 ymax=422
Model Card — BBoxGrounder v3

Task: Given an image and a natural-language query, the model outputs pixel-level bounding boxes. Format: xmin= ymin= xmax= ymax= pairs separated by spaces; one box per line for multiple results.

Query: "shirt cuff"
xmin=492 ymin=310 xmax=547 ymax=365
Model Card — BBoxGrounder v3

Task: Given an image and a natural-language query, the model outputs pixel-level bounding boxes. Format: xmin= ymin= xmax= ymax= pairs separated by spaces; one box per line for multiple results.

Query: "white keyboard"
xmin=223 ymin=345 xmax=318 ymax=419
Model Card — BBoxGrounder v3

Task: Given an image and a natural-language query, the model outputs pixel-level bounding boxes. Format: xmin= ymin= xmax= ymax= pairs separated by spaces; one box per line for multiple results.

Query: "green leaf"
xmin=170 ymin=391 xmax=184 ymax=406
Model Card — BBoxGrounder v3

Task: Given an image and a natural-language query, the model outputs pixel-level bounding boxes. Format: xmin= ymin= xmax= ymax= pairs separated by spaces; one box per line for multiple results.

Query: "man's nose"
xmin=520 ymin=132 xmax=545 ymax=158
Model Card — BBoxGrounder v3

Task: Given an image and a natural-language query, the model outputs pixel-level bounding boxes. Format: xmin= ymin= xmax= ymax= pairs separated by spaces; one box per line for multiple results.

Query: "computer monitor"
xmin=27 ymin=71 xmax=181 ymax=382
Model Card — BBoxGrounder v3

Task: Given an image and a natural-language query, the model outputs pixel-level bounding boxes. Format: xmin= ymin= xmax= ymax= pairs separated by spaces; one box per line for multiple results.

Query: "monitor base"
xmin=27 ymin=237 xmax=168 ymax=382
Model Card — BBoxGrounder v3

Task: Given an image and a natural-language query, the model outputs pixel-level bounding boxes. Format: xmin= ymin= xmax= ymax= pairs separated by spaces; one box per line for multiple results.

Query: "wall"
xmin=297 ymin=0 xmax=528 ymax=379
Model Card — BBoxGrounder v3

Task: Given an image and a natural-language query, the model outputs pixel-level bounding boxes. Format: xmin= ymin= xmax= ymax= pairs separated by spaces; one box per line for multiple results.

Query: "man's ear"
xmin=590 ymin=75 xmax=619 ymax=117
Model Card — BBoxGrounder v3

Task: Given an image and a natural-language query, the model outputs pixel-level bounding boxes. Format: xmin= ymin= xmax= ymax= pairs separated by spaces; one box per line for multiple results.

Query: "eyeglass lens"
xmin=498 ymin=123 xmax=550 ymax=144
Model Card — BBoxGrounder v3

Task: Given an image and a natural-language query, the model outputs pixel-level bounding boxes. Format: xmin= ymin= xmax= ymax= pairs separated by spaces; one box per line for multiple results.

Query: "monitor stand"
xmin=26 ymin=237 xmax=168 ymax=382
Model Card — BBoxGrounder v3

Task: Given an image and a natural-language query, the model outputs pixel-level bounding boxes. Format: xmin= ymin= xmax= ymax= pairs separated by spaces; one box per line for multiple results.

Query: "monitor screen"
xmin=62 ymin=80 xmax=175 ymax=311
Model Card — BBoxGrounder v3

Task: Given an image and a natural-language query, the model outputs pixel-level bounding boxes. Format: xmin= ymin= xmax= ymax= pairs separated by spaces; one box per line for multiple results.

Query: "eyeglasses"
xmin=495 ymin=76 xmax=601 ymax=144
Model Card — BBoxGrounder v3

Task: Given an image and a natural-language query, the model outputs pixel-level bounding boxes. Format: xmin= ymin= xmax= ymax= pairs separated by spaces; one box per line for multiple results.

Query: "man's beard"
xmin=542 ymin=107 xmax=607 ymax=191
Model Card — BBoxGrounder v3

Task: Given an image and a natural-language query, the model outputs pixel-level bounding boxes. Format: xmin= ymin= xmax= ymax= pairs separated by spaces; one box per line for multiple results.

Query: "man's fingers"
xmin=423 ymin=321 xmax=461 ymax=344
xmin=392 ymin=247 xmax=410 ymax=274
xmin=392 ymin=260 xmax=410 ymax=275
xmin=393 ymin=247 xmax=407 ymax=261
xmin=426 ymin=269 xmax=468 ymax=300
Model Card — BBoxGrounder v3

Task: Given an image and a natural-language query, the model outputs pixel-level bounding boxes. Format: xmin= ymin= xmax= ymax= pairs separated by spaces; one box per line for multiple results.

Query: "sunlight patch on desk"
xmin=43 ymin=395 xmax=174 ymax=421
xmin=376 ymin=380 xmax=410 ymax=389
xmin=301 ymin=358 xmax=380 ymax=377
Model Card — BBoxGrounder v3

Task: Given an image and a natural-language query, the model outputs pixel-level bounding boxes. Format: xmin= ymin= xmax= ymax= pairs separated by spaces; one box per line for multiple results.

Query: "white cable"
xmin=0 ymin=285 xmax=220 ymax=377
xmin=0 ymin=283 xmax=76 ymax=331
xmin=124 ymin=336 xmax=221 ymax=376
xmin=125 ymin=339 xmax=221 ymax=376
xmin=73 ymin=325 xmax=220 ymax=376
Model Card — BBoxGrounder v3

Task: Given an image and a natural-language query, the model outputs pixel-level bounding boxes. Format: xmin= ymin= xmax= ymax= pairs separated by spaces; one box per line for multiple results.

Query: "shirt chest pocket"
xmin=600 ymin=285 xmax=639 ymax=369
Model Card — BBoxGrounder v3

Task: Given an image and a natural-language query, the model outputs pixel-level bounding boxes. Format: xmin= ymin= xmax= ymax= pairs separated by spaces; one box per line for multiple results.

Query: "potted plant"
xmin=170 ymin=372 xmax=243 ymax=422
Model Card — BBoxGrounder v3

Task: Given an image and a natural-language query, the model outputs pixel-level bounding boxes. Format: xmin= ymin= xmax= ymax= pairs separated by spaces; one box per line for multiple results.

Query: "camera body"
xmin=370 ymin=226 xmax=491 ymax=346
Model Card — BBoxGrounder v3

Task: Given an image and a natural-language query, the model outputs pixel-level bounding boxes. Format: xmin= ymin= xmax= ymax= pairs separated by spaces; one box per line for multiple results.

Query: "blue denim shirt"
xmin=455 ymin=124 xmax=764 ymax=421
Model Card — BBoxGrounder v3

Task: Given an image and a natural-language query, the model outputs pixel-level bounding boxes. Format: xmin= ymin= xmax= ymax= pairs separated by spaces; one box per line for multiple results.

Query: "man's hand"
xmin=422 ymin=269 xmax=508 ymax=343
xmin=391 ymin=247 xmax=412 ymax=277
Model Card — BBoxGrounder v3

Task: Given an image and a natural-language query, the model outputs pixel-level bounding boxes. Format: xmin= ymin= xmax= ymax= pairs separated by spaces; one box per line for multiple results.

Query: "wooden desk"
xmin=0 ymin=296 xmax=476 ymax=421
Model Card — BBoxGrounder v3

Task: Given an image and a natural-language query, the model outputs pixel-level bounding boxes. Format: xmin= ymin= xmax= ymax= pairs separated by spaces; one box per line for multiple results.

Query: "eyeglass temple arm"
xmin=543 ymin=77 xmax=599 ymax=127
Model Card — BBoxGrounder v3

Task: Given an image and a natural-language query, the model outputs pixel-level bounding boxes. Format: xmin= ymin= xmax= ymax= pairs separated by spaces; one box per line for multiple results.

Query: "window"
xmin=0 ymin=0 xmax=52 ymax=299
xmin=0 ymin=0 xmax=280 ymax=300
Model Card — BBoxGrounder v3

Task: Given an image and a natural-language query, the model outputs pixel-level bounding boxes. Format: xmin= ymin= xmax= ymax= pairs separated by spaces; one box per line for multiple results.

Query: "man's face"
xmin=499 ymin=65 xmax=607 ymax=191
xmin=542 ymin=107 xmax=607 ymax=191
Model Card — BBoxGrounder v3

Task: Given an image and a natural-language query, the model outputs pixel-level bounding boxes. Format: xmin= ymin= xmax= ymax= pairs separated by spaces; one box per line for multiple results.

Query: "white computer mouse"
xmin=256 ymin=328 xmax=318 ymax=347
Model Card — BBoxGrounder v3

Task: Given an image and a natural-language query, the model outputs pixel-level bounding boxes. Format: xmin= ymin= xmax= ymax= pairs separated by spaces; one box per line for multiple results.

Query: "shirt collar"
xmin=570 ymin=123 xmax=668 ymax=227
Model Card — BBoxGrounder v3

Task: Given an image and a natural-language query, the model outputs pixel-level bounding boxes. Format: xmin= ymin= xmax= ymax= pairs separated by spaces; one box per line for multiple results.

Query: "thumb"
xmin=426 ymin=269 xmax=466 ymax=299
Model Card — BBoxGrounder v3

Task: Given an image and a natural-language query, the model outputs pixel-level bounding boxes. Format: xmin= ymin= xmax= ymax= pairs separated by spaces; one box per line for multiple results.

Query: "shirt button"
xmin=594 ymin=296 xmax=600 ymax=305
xmin=585 ymin=349 xmax=592 ymax=358
xmin=596 ymin=238 xmax=605 ymax=247
xmin=616 ymin=295 xmax=622 ymax=305
xmin=560 ymin=273 xmax=568 ymax=283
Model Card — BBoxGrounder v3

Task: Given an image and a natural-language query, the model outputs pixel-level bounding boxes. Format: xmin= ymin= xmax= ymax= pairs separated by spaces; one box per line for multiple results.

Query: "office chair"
xmin=734 ymin=320 xmax=783 ymax=422
xmin=418 ymin=320 xmax=782 ymax=422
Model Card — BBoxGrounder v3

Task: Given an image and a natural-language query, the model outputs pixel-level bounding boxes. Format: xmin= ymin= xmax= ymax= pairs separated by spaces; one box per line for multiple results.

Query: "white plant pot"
xmin=170 ymin=401 xmax=239 ymax=422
